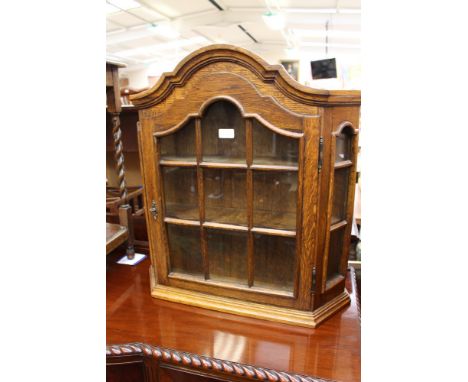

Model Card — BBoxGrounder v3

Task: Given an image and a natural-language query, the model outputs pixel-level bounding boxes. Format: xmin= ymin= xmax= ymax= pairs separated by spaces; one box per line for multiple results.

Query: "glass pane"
xmin=167 ymin=224 xmax=203 ymax=277
xmin=162 ymin=167 xmax=199 ymax=220
xmin=204 ymin=169 xmax=247 ymax=226
xmin=253 ymin=234 xmax=295 ymax=292
xmin=207 ymin=229 xmax=247 ymax=285
xmin=331 ymin=167 xmax=349 ymax=224
xmin=335 ymin=132 xmax=352 ymax=163
xmin=253 ymin=171 xmax=297 ymax=230
xmin=202 ymin=101 xmax=245 ymax=164
xmin=252 ymin=119 xmax=298 ymax=167
xmin=327 ymin=226 xmax=345 ymax=279
xmin=160 ymin=119 xmax=196 ymax=162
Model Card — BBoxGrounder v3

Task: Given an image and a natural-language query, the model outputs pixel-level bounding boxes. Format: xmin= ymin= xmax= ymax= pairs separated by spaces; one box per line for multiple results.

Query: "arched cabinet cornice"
xmin=154 ymin=95 xmax=304 ymax=139
xmin=131 ymin=44 xmax=360 ymax=109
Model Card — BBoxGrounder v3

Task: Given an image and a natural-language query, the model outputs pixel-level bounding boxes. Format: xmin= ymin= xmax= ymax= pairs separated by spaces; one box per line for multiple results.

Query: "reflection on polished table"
xmin=107 ymin=251 xmax=361 ymax=382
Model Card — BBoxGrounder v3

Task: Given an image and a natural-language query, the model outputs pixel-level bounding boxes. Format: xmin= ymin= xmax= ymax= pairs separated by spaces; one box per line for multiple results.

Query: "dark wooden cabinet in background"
xmin=131 ymin=45 xmax=360 ymax=327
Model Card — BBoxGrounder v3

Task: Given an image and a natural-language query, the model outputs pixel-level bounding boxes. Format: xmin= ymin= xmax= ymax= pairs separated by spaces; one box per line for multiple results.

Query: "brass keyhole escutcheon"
xmin=149 ymin=200 xmax=158 ymax=220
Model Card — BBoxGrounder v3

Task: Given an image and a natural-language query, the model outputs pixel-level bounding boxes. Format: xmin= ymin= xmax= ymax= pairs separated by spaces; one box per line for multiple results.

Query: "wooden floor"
xmin=107 ymin=250 xmax=361 ymax=382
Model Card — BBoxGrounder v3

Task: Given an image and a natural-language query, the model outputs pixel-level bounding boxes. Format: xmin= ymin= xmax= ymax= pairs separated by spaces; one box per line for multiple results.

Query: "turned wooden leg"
xmin=119 ymin=204 xmax=135 ymax=260
xmin=111 ymin=113 xmax=128 ymax=200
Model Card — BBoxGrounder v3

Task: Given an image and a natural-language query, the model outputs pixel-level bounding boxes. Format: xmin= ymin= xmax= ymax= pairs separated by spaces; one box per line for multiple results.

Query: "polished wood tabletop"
xmin=107 ymin=251 xmax=361 ymax=382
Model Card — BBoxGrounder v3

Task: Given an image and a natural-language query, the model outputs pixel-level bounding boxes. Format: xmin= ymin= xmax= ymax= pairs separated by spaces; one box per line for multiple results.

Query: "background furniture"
xmin=106 ymin=205 xmax=135 ymax=256
xmin=107 ymin=343 xmax=332 ymax=382
xmin=106 ymin=61 xmax=148 ymax=255
xmin=106 ymin=223 xmax=127 ymax=255
xmin=132 ymin=45 xmax=360 ymax=327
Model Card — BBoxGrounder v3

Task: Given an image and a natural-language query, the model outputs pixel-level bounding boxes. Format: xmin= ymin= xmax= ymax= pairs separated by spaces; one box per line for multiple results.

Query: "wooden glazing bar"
xmin=200 ymin=162 xmax=248 ymax=169
xmin=159 ymin=160 xmax=197 ymax=167
xmin=203 ymin=221 xmax=248 ymax=232
xmin=250 ymin=164 xmax=298 ymax=171
xmin=246 ymin=119 xmax=254 ymax=287
xmin=195 ymin=118 xmax=209 ymax=279
xmin=330 ymin=220 xmax=348 ymax=232
xmin=334 ymin=160 xmax=353 ymax=169
xmin=164 ymin=217 xmax=201 ymax=227
xmin=251 ymin=227 xmax=296 ymax=237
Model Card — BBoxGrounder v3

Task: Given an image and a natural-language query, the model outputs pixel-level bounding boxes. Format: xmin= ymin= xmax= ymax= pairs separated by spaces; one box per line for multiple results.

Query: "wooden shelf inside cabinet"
xmin=160 ymin=158 xmax=197 ymax=167
xmin=133 ymin=44 xmax=360 ymax=328
xmin=160 ymin=158 xmax=298 ymax=171
xmin=167 ymin=271 xmax=294 ymax=298
xmin=250 ymin=163 xmax=298 ymax=171
xmin=334 ymin=160 xmax=353 ymax=169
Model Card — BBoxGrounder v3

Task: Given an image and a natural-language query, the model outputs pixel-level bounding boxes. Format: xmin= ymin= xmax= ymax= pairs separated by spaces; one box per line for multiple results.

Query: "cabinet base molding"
xmin=149 ymin=266 xmax=350 ymax=328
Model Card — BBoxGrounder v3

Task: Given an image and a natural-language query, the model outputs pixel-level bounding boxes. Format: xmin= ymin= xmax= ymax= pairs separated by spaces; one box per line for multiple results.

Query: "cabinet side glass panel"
xmin=201 ymin=101 xmax=245 ymax=164
xmin=335 ymin=132 xmax=352 ymax=162
xmin=204 ymin=168 xmax=247 ymax=226
xmin=167 ymin=224 xmax=203 ymax=277
xmin=252 ymin=120 xmax=298 ymax=167
xmin=206 ymin=229 xmax=248 ymax=285
xmin=331 ymin=167 xmax=350 ymax=225
xmin=160 ymin=119 xmax=196 ymax=162
xmin=327 ymin=226 xmax=345 ymax=279
xmin=162 ymin=167 xmax=199 ymax=220
xmin=253 ymin=171 xmax=297 ymax=230
xmin=253 ymin=234 xmax=295 ymax=292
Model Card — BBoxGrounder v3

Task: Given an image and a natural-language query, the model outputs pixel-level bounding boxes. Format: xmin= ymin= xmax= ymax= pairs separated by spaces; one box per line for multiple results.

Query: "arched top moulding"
xmin=130 ymin=44 xmax=361 ymax=110
xmin=154 ymin=96 xmax=303 ymax=139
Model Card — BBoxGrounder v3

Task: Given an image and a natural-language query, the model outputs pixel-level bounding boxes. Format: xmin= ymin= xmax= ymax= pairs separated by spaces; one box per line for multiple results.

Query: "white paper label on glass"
xmin=218 ymin=129 xmax=235 ymax=139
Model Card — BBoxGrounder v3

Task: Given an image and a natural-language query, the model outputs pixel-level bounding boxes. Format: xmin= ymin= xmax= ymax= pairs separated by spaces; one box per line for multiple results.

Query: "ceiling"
xmin=106 ymin=0 xmax=360 ymax=86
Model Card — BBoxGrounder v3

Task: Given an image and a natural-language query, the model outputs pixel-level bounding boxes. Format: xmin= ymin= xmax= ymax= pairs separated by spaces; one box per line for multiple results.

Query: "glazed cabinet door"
xmin=147 ymin=100 xmax=317 ymax=309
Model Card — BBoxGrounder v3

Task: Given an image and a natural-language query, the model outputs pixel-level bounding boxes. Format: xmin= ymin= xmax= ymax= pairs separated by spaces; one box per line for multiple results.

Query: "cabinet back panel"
xmin=202 ymin=101 xmax=245 ymax=163
xmin=253 ymin=171 xmax=297 ymax=231
xmin=167 ymin=224 xmax=204 ymax=277
xmin=163 ymin=167 xmax=199 ymax=221
xmin=204 ymin=169 xmax=247 ymax=226
xmin=253 ymin=234 xmax=296 ymax=292
xmin=207 ymin=229 xmax=248 ymax=285
xmin=160 ymin=119 xmax=196 ymax=161
xmin=252 ymin=120 xmax=299 ymax=167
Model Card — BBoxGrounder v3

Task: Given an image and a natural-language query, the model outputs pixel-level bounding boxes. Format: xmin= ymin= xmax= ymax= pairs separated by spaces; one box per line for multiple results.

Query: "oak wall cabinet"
xmin=132 ymin=45 xmax=360 ymax=327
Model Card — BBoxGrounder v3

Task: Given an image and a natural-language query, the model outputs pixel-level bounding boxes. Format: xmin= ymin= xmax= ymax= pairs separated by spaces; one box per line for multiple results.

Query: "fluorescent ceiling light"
xmin=339 ymin=8 xmax=361 ymax=14
xmin=107 ymin=0 xmax=141 ymax=11
xmin=262 ymin=11 xmax=285 ymax=30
